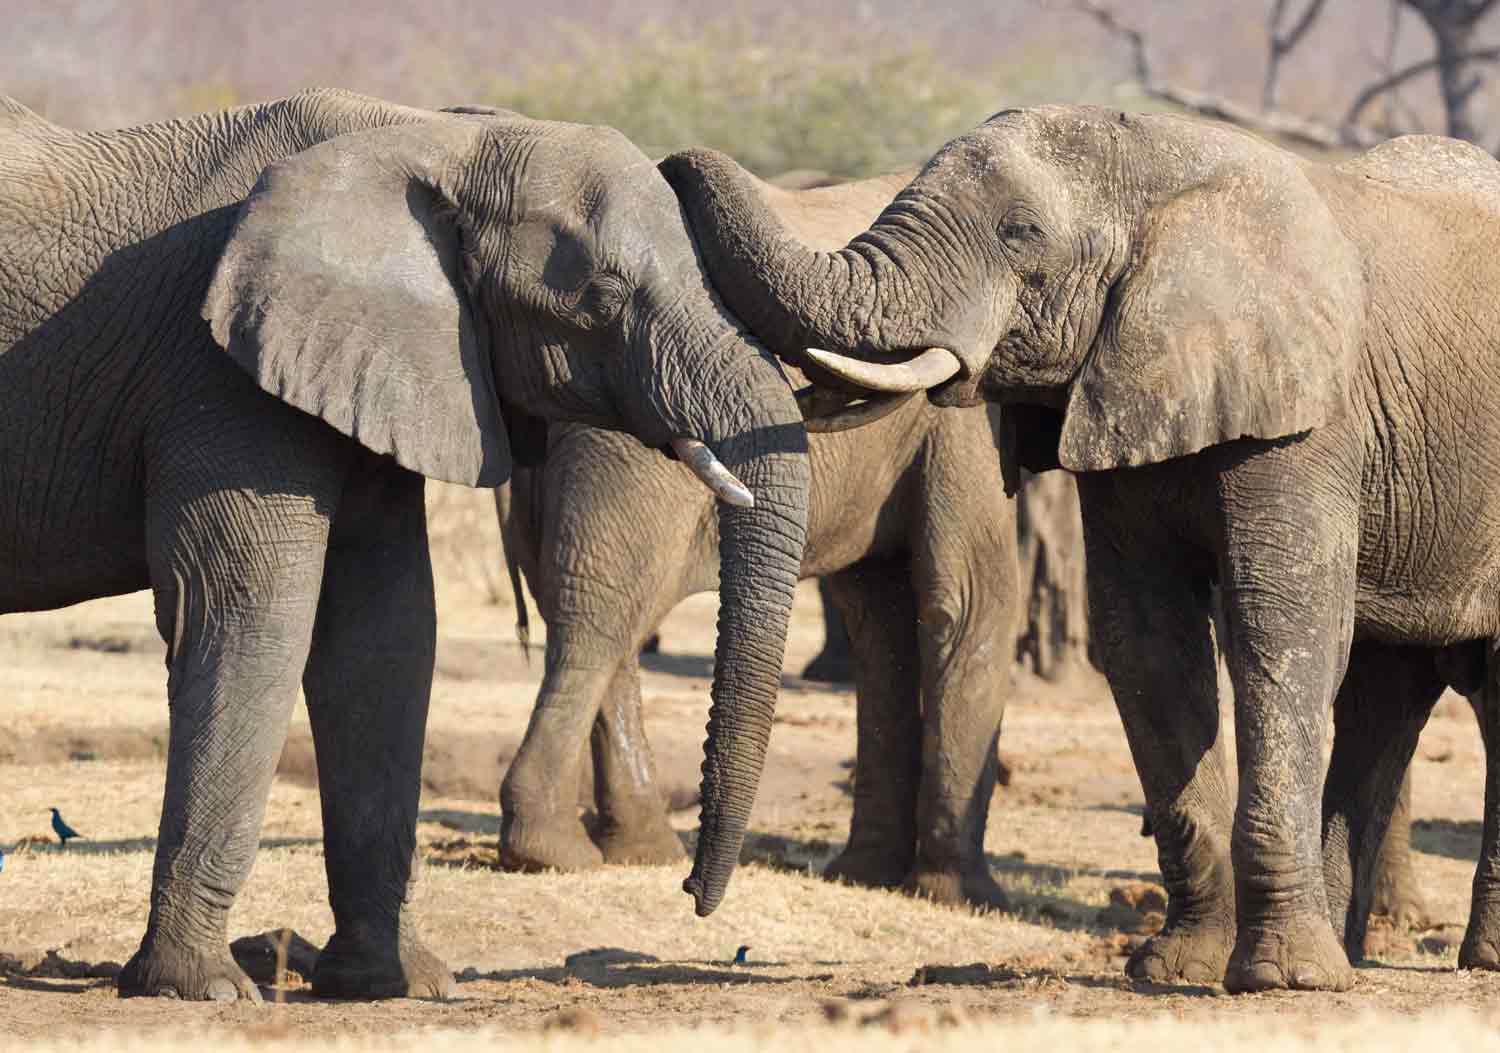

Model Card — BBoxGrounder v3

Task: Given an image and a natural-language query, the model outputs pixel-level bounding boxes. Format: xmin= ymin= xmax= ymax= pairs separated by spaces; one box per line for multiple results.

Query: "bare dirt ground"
xmin=3 ymin=488 xmax=1499 ymax=1044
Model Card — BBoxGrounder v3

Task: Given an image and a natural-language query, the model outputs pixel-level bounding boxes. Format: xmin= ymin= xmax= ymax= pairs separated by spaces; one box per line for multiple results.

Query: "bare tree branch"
xmin=1264 ymin=0 xmax=1331 ymax=110
xmin=1076 ymin=0 xmax=1383 ymax=150
xmin=1343 ymin=44 xmax=1500 ymax=127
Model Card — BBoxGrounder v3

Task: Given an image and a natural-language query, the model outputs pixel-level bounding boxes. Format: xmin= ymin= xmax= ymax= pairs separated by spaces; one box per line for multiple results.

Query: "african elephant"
xmin=662 ymin=106 xmax=1500 ymax=991
xmin=494 ymin=166 xmax=1017 ymax=909
xmin=0 ymin=89 xmax=814 ymax=1001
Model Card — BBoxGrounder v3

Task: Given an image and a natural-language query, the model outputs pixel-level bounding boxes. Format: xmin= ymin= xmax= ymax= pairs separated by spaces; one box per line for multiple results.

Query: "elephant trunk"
xmin=659 ymin=149 xmax=948 ymax=368
xmin=668 ymin=335 xmax=810 ymax=917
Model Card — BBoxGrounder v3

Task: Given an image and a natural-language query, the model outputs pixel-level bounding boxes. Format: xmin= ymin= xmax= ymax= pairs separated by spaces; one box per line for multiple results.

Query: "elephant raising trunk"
xmin=659 ymin=149 xmax=987 ymax=405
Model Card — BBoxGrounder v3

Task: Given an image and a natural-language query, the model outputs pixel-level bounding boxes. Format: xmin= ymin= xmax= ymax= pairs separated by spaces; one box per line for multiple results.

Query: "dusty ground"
xmin=2 ymin=486 xmax=1499 ymax=1043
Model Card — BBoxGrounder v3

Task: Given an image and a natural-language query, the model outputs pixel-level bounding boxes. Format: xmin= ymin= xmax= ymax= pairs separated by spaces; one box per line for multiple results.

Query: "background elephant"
xmin=0 ymin=89 xmax=814 ymax=1001
xmin=495 ymin=165 xmax=1018 ymax=908
xmin=663 ymin=107 xmax=1500 ymax=991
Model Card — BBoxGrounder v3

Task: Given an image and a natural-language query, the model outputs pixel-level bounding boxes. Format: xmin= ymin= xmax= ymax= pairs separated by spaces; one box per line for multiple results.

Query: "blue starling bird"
xmin=50 ymin=808 xmax=83 ymax=847
xmin=0 ymin=846 xmax=5 ymax=873
xmin=731 ymin=945 xmax=750 ymax=966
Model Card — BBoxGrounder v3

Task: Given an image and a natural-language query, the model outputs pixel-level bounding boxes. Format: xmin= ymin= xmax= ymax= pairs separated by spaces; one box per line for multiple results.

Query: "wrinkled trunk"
xmin=1014 ymin=471 xmax=1095 ymax=680
xmin=674 ymin=339 xmax=811 ymax=917
xmin=660 ymin=150 xmax=940 ymax=362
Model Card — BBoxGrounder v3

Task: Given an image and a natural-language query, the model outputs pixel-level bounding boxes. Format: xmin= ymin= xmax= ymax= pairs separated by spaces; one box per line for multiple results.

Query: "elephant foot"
xmin=1125 ymin=918 xmax=1233 ymax=985
xmin=1371 ymin=868 xmax=1432 ymax=932
xmin=904 ymin=861 xmax=1011 ymax=912
xmin=1224 ymin=915 xmax=1354 ymax=993
xmin=118 ymin=936 xmax=261 ymax=1002
xmin=499 ymin=813 xmax=604 ymax=872
xmin=823 ymin=844 xmax=910 ymax=890
xmin=312 ymin=925 xmax=453 ymax=1000
xmin=593 ymin=815 xmax=686 ymax=865
xmin=1458 ymin=903 xmax=1500 ymax=970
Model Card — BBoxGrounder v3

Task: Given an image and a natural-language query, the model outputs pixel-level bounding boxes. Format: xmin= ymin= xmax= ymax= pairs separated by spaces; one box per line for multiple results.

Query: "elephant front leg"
xmin=1460 ymin=641 xmax=1500 ymax=969
xmin=1219 ymin=494 xmax=1359 ymax=993
xmin=120 ymin=451 xmax=336 ymax=1001
xmin=589 ymin=660 xmax=686 ymax=864
xmin=1078 ymin=479 xmax=1234 ymax=986
xmin=1369 ymin=772 xmax=1432 ymax=931
xmin=821 ymin=560 xmax=922 ymax=892
xmin=300 ymin=460 xmax=451 ymax=1000
xmin=1320 ymin=644 xmax=1442 ymax=960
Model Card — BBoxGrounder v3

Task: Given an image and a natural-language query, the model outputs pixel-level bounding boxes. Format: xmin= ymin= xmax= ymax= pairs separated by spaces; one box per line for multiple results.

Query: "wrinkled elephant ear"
xmin=1057 ymin=169 xmax=1366 ymax=472
xmin=204 ymin=120 xmax=512 ymax=487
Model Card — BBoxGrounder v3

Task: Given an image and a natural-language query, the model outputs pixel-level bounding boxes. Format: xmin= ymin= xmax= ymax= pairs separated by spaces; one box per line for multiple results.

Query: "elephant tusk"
xmin=671 ymin=438 xmax=755 ymax=509
xmin=802 ymin=346 xmax=961 ymax=393
xmin=799 ymin=390 xmax=916 ymax=433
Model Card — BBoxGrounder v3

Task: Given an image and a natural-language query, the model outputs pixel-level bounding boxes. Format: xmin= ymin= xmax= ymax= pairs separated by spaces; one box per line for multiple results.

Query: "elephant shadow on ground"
xmin=456 ymin=947 xmax=813 ymax=989
xmin=1 ymin=835 xmax=320 ymax=858
xmin=638 ymin=649 xmax=851 ymax=695
xmin=418 ymin=808 xmax=500 ymax=835
xmin=1411 ymin=817 xmax=1481 ymax=862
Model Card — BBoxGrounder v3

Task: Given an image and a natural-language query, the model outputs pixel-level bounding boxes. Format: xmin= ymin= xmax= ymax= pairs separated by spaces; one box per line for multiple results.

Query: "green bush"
xmin=481 ymin=24 xmax=1052 ymax=178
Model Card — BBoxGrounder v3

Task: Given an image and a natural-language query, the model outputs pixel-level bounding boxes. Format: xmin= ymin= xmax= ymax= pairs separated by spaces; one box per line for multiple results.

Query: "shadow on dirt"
xmin=3 ymin=835 xmax=320 ymax=858
xmin=1411 ymin=818 xmax=1480 ymax=862
xmin=457 ymin=947 xmax=812 ymax=988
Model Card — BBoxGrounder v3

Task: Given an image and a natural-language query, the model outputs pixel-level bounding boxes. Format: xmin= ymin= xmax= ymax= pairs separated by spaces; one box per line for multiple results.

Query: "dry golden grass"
xmin=3 ymin=578 xmax=1498 ymax=1044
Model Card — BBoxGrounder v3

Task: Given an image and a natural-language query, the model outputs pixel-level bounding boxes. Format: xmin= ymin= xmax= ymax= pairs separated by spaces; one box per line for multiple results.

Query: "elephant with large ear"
xmin=0 ymin=89 xmax=813 ymax=1002
xmin=663 ymin=106 xmax=1500 ymax=991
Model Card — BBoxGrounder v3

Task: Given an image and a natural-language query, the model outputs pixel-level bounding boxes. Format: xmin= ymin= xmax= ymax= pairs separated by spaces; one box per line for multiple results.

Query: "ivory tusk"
xmin=671 ymin=437 xmax=755 ymax=509
xmin=803 ymin=345 xmax=961 ymax=393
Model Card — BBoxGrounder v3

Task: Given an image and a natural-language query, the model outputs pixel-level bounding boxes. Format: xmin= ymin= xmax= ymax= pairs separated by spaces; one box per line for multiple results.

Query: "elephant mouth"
xmin=793 ymin=386 xmax=916 ymax=433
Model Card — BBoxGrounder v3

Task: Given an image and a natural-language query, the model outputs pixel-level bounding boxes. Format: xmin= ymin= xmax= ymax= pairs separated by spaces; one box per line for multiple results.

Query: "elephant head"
xmin=203 ymin=114 xmax=811 ymax=914
xmin=661 ymin=104 xmax=1368 ymax=911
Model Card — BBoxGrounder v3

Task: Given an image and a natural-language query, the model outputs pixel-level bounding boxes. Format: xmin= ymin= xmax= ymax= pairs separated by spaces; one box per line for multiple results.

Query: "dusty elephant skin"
xmin=493 ymin=168 xmax=1014 ymax=911
xmin=664 ymin=105 xmax=1500 ymax=990
xmin=0 ymin=89 xmax=811 ymax=1001
xmin=498 ymin=396 xmax=1017 ymax=909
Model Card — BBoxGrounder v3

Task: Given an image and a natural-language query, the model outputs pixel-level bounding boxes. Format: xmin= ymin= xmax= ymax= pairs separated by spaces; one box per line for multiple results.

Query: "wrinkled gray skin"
xmin=663 ymin=104 xmax=1500 ymax=990
xmin=495 ymin=169 xmax=1017 ymax=909
xmin=0 ymin=89 xmax=811 ymax=1002
xmin=499 ymin=399 xmax=1016 ymax=907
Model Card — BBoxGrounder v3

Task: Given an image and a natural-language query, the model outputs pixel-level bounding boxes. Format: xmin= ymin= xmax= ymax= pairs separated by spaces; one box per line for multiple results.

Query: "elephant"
xmin=661 ymin=105 xmax=1500 ymax=991
xmin=494 ymin=166 xmax=1018 ymax=909
xmin=0 ymin=89 xmax=817 ymax=1001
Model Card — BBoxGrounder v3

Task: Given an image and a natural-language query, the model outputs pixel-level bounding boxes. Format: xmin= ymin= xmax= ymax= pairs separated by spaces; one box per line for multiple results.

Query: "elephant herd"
xmin=4 ymin=88 xmax=1500 ymax=1002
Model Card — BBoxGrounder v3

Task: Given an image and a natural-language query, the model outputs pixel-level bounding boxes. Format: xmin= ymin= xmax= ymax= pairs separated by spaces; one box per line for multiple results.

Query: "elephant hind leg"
xmin=1320 ymin=643 xmax=1442 ymax=960
xmin=1461 ymin=640 xmax=1500 ymax=970
xmin=120 ymin=408 xmax=346 ymax=1002
xmin=821 ymin=558 xmax=922 ymax=892
xmin=300 ymin=454 xmax=451 ymax=1000
xmin=589 ymin=658 xmax=686 ymax=865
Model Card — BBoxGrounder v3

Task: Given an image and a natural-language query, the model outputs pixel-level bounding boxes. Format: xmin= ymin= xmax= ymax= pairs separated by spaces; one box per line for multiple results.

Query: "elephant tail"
xmin=507 ymin=541 xmax=531 ymax=662
xmin=493 ymin=483 xmax=532 ymax=663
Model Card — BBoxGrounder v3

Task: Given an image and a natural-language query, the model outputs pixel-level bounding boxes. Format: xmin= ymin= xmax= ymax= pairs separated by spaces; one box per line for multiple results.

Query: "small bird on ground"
xmin=50 ymin=808 xmax=83 ymax=847
xmin=0 ymin=846 xmax=6 ymax=873
xmin=731 ymin=945 xmax=750 ymax=966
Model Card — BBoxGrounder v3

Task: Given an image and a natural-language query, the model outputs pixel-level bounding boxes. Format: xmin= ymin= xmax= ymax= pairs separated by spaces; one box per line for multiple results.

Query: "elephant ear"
xmin=1057 ymin=170 xmax=1365 ymax=471
xmin=204 ymin=120 xmax=512 ymax=487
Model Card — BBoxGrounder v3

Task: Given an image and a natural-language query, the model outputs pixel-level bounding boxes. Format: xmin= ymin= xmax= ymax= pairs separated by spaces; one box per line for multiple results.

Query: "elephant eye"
xmin=1000 ymin=220 xmax=1042 ymax=247
xmin=573 ymin=272 xmax=630 ymax=331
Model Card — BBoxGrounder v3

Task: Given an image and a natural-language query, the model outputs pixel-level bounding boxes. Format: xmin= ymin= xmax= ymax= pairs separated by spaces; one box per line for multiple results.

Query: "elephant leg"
xmin=299 ymin=455 xmax=452 ymax=1000
xmin=1218 ymin=492 xmax=1358 ymax=994
xmin=589 ymin=658 xmax=686 ymax=864
xmin=904 ymin=504 xmax=1017 ymax=912
xmin=1369 ymin=770 xmax=1432 ymax=932
xmin=1320 ymin=644 xmax=1441 ymax=960
xmin=119 ymin=417 xmax=344 ymax=1001
xmin=801 ymin=577 xmax=855 ymax=683
xmin=1077 ymin=489 xmax=1234 ymax=987
xmin=821 ymin=560 xmax=922 ymax=891
xmin=1461 ymin=641 xmax=1500 ymax=969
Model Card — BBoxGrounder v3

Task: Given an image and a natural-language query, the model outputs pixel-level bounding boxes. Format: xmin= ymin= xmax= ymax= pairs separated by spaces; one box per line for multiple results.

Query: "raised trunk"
xmin=677 ymin=340 xmax=811 ymax=916
xmin=660 ymin=150 xmax=934 ymax=363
